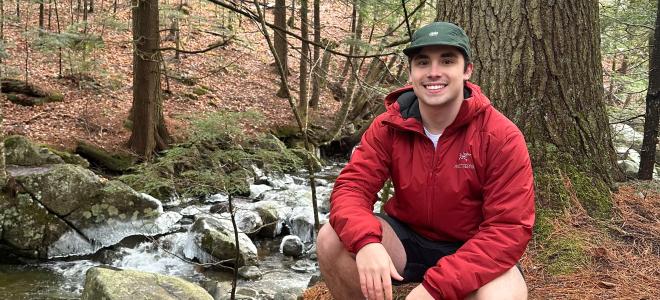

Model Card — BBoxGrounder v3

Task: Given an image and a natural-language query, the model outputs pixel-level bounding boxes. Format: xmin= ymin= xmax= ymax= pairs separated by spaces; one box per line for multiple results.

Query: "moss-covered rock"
xmin=187 ymin=217 xmax=258 ymax=267
xmin=81 ymin=267 xmax=213 ymax=300
xmin=75 ymin=141 xmax=135 ymax=173
xmin=0 ymin=192 xmax=75 ymax=259
xmin=12 ymin=164 xmax=103 ymax=216
xmin=46 ymin=147 xmax=90 ymax=168
xmin=4 ymin=135 xmax=65 ymax=166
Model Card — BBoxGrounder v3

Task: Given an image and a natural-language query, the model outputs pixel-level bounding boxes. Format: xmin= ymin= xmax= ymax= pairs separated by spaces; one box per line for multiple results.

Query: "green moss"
xmin=192 ymin=87 xmax=208 ymax=96
xmin=530 ymin=142 xmax=612 ymax=219
xmin=47 ymin=93 xmax=64 ymax=102
xmin=538 ymin=233 xmax=588 ymax=275
xmin=253 ymin=149 xmax=303 ymax=173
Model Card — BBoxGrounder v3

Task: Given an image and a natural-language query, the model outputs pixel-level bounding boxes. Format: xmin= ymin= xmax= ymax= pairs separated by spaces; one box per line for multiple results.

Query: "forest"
xmin=0 ymin=0 xmax=658 ymax=299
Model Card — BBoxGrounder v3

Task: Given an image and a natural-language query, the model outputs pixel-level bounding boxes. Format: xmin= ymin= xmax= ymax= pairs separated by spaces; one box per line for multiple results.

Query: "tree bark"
xmin=298 ymin=0 xmax=309 ymax=121
xmin=436 ymin=0 xmax=621 ymax=216
xmin=638 ymin=0 xmax=660 ymax=180
xmin=309 ymin=0 xmax=320 ymax=107
xmin=274 ymin=0 xmax=289 ymax=97
xmin=129 ymin=0 xmax=171 ymax=159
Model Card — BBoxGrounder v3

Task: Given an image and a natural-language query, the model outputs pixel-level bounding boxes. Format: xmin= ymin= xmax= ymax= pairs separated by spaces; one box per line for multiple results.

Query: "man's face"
xmin=409 ymin=45 xmax=473 ymax=109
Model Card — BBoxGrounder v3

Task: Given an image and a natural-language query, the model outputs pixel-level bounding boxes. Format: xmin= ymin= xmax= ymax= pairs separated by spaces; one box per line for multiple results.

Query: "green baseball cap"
xmin=403 ymin=22 xmax=471 ymax=60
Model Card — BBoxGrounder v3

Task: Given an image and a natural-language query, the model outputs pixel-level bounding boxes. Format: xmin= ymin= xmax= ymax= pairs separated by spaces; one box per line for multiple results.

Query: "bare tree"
xmin=638 ymin=0 xmax=660 ymax=180
xmin=274 ymin=0 xmax=289 ymax=98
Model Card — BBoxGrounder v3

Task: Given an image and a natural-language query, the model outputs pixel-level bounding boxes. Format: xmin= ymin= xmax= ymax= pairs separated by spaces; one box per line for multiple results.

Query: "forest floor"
xmin=1 ymin=1 xmax=659 ymax=299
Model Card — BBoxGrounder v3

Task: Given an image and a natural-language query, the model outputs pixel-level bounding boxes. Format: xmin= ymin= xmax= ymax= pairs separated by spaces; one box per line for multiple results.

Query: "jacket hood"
xmin=382 ymin=81 xmax=492 ymax=134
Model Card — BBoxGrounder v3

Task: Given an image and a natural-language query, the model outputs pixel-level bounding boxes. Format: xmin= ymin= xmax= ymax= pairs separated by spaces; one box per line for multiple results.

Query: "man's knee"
xmin=316 ymin=223 xmax=344 ymax=258
xmin=467 ymin=266 xmax=527 ymax=300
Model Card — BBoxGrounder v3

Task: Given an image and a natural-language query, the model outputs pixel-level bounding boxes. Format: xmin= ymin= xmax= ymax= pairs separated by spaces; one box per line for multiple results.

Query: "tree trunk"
xmin=340 ymin=0 xmax=359 ymax=80
xmin=436 ymin=0 xmax=621 ymax=217
xmin=298 ymin=0 xmax=309 ymax=121
xmin=638 ymin=0 xmax=660 ymax=180
xmin=129 ymin=0 xmax=171 ymax=159
xmin=309 ymin=0 xmax=320 ymax=107
xmin=274 ymin=0 xmax=289 ymax=97
xmin=39 ymin=2 xmax=44 ymax=29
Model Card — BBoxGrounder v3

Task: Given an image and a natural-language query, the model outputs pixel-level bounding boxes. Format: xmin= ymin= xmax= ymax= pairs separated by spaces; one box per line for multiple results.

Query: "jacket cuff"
xmin=422 ymin=280 xmax=443 ymax=300
xmin=351 ymin=236 xmax=382 ymax=253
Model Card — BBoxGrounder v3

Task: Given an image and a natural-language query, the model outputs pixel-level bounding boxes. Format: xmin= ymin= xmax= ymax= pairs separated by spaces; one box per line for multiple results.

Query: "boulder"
xmin=238 ymin=265 xmax=262 ymax=280
xmin=81 ymin=266 xmax=213 ymax=300
xmin=618 ymin=160 xmax=639 ymax=177
xmin=4 ymin=135 xmax=65 ymax=166
xmin=280 ymin=235 xmax=304 ymax=258
xmin=184 ymin=217 xmax=258 ymax=267
xmin=611 ymin=124 xmax=643 ymax=150
xmin=253 ymin=200 xmax=291 ymax=238
xmin=288 ymin=206 xmax=316 ymax=243
xmin=2 ymin=164 xmax=180 ymax=258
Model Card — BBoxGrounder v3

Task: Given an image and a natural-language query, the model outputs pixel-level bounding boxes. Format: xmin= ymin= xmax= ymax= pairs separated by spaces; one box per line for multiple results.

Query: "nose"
xmin=427 ymin=61 xmax=443 ymax=78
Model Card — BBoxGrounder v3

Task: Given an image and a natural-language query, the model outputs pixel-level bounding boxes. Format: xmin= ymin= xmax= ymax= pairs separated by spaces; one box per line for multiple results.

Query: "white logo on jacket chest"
xmin=455 ymin=152 xmax=475 ymax=169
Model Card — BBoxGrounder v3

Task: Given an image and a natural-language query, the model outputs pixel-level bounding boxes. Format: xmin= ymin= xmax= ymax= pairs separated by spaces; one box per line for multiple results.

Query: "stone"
xmin=249 ymin=184 xmax=272 ymax=200
xmin=618 ymin=160 xmax=639 ymax=177
xmin=2 ymin=164 xmax=180 ymax=258
xmin=235 ymin=210 xmax=263 ymax=235
xmin=4 ymin=135 xmax=65 ymax=166
xmin=81 ymin=266 xmax=213 ymax=300
xmin=280 ymin=235 xmax=304 ymax=258
xmin=184 ymin=217 xmax=258 ymax=267
xmin=288 ymin=206 xmax=316 ymax=243
xmin=238 ymin=265 xmax=262 ymax=280
xmin=253 ymin=200 xmax=291 ymax=238
xmin=611 ymin=123 xmax=643 ymax=149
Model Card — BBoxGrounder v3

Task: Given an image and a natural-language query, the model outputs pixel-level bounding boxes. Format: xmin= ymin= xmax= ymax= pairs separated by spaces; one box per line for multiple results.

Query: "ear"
xmin=463 ymin=63 xmax=474 ymax=81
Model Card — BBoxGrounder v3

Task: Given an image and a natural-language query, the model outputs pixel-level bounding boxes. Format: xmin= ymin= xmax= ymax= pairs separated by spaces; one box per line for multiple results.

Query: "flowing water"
xmin=0 ymin=164 xmax=344 ymax=299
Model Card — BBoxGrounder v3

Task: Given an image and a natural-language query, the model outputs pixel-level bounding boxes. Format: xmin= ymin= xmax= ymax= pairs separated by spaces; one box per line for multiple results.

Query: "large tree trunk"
xmin=129 ymin=0 xmax=170 ymax=159
xmin=274 ymin=0 xmax=289 ymax=98
xmin=638 ymin=0 xmax=660 ymax=180
xmin=437 ymin=0 xmax=621 ymax=217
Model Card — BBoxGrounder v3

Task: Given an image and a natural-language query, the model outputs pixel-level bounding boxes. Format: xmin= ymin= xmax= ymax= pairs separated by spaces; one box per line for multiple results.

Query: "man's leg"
xmin=465 ymin=266 xmax=527 ymax=300
xmin=316 ymin=218 xmax=406 ymax=300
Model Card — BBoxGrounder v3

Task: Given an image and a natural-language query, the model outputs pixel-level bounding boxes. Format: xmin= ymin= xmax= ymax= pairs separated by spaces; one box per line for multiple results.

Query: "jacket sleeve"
xmin=329 ymin=117 xmax=392 ymax=253
xmin=422 ymin=130 xmax=535 ymax=300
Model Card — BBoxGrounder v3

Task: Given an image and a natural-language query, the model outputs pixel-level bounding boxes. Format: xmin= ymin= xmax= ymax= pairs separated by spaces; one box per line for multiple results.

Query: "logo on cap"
xmin=429 ymin=32 xmax=439 ymax=37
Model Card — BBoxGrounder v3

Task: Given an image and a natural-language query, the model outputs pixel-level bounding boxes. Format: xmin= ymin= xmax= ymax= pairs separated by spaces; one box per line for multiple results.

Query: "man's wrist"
xmin=421 ymin=280 xmax=443 ymax=299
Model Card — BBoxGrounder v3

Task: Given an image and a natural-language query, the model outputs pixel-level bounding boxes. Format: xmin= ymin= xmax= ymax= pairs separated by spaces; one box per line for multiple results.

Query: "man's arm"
xmin=422 ymin=131 xmax=535 ymax=300
xmin=329 ymin=117 xmax=393 ymax=253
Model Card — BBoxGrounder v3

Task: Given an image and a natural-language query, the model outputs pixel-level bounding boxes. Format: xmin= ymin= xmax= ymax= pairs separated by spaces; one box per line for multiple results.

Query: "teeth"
xmin=426 ymin=84 xmax=446 ymax=90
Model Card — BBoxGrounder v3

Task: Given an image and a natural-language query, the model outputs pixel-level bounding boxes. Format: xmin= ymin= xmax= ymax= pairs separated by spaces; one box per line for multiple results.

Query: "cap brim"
xmin=403 ymin=42 xmax=468 ymax=58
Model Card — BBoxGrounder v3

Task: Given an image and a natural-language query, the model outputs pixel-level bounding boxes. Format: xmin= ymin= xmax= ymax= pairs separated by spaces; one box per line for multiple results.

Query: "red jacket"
xmin=329 ymin=81 xmax=535 ymax=299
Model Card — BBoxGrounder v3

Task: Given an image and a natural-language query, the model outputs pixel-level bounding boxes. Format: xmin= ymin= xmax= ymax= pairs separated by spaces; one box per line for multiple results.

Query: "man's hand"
xmin=405 ymin=284 xmax=434 ymax=300
xmin=355 ymin=243 xmax=404 ymax=300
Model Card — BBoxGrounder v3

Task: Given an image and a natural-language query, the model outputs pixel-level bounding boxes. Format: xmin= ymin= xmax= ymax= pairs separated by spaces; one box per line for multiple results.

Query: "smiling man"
xmin=316 ymin=22 xmax=535 ymax=300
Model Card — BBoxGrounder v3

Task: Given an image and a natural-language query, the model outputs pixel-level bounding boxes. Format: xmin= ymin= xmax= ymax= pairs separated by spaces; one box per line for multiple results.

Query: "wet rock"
xmin=288 ymin=206 xmax=316 ymax=243
xmin=81 ymin=266 xmax=213 ymax=300
xmin=210 ymin=202 xmax=230 ymax=214
xmin=184 ymin=217 xmax=258 ymax=267
xmin=291 ymin=260 xmax=317 ymax=273
xmin=235 ymin=210 xmax=263 ymax=235
xmin=254 ymin=200 xmax=291 ymax=238
xmin=1 ymin=163 xmax=181 ymax=259
xmin=206 ymin=193 xmax=228 ymax=203
xmin=238 ymin=265 xmax=262 ymax=280
xmin=250 ymin=184 xmax=272 ymax=200
xmin=200 ymin=280 xmax=226 ymax=300
xmin=280 ymin=235 xmax=304 ymax=258
xmin=618 ymin=160 xmax=639 ymax=177
xmin=273 ymin=291 xmax=297 ymax=300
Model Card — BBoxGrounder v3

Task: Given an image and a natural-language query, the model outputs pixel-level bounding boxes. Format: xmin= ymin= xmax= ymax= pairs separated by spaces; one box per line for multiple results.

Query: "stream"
xmin=0 ymin=163 xmax=345 ymax=299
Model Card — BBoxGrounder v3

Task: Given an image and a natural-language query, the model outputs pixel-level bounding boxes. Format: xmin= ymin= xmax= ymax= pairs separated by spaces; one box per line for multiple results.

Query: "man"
xmin=316 ymin=22 xmax=535 ymax=300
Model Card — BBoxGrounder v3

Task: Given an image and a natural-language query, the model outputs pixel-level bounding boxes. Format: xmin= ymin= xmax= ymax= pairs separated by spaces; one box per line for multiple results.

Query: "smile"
xmin=424 ymin=83 xmax=447 ymax=91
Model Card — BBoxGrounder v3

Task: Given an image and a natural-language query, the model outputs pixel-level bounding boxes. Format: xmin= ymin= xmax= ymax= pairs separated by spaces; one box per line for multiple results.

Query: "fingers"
xmin=366 ymin=273 xmax=376 ymax=300
xmin=374 ymin=270 xmax=385 ymax=300
xmin=390 ymin=263 xmax=404 ymax=281
xmin=360 ymin=271 xmax=368 ymax=299
xmin=383 ymin=271 xmax=393 ymax=300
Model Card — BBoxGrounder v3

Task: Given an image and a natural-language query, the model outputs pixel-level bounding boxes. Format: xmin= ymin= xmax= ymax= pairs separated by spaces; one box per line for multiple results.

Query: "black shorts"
xmin=378 ymin=214 xmax=523 ymax=284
